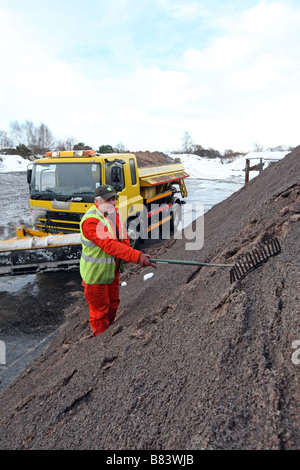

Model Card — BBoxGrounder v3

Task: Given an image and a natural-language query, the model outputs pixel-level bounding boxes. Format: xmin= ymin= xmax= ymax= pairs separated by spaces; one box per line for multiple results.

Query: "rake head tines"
xmin=230 ymin=237 xmax=281 ymax=283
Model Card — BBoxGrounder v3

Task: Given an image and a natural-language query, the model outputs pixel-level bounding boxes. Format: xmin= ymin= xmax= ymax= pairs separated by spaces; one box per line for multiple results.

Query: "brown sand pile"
xmin=0 ymin=147 xmax=299 ymax=450
xmin=133 ymin=151 xmax=176 ymax=167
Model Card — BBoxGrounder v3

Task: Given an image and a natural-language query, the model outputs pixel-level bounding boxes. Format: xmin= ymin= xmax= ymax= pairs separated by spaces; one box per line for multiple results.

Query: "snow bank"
xmin=171 ymin=151 xmax=289 ymax=180
xmin=0 ymin=233 xmax=81 ymax=251
xmin=0 ymin=154 xmax=29 ymax=172
xmin=245 ymin=150 xmax=290 ymax=161
xmin=177 ymin=154 xmax=245 ymax=180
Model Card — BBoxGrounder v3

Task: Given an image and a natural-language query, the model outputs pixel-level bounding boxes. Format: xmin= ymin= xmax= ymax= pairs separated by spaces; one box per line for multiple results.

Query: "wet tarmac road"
xmin=0 ymin=172 xmax=82 ymax=392
xmin=0 ymin=270 xmax=82 ymax=391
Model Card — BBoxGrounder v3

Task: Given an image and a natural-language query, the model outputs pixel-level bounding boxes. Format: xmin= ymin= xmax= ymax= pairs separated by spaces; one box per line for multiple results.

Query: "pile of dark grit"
xmin=0 ymin=147 xmax=299 ymax=450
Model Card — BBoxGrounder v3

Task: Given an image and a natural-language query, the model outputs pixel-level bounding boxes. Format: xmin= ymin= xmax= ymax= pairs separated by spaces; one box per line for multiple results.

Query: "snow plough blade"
xmin=0 ymin=230 xmax=81 ymax=276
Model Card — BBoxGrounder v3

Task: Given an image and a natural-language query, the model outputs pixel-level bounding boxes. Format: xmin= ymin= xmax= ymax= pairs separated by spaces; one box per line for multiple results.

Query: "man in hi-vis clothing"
xmin=80 ymin=184 xmax=156 ymax=337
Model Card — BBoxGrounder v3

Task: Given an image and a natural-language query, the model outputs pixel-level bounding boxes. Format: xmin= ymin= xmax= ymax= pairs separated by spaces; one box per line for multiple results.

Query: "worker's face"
xmin=96 ymin=196 xmax=116 ymax=214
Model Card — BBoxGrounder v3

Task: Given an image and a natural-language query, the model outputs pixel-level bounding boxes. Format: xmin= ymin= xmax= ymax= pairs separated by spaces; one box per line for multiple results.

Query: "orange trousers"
xmin=83 ymin=273 xmax=120 ymax=337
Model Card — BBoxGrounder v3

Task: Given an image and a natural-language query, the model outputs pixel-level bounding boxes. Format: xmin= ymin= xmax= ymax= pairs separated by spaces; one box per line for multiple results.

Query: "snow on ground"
xmin=174 ymin=151 xmax=290 ymax=181
xmin=0 ymin=154 xmax=29 ymax=172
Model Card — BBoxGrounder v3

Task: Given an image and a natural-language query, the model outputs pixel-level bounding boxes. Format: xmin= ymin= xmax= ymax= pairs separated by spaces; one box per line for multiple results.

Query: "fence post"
xmin=245 ymin=159 xmax=250 ymax=184
xmin=0 ymin=340 xmax=6 ymax=365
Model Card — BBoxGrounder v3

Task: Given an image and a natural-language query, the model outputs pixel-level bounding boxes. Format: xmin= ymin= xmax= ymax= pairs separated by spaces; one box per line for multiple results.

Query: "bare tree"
xmin=65 ymin=137 xmax=76 ymax=150
xmin=115 ymin=142 xmax=126 ymax=153
xmin=9 ymin=120 xmax=27 ymax=145
xmin=253 ymin=143 xmax=264 ymax=152
xmin=36 ymin=123 xmax=55 ymax=154
xmin=55 ymin=137 xmax=76 ymax=151
xmin=9 ymin=120 xmax=55 ymax=155
xmin=24 ymin=120 xmax=35 ymax=148
xmin=0 ymin=130 xmax=13 ymax=148
xmin=181 ymin=131 xmax=194 ymax=153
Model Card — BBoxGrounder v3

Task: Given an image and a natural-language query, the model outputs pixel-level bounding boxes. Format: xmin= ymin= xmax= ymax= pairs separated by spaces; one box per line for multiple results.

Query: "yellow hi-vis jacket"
xmin=80 ymin=205 xmax=125 ymax=284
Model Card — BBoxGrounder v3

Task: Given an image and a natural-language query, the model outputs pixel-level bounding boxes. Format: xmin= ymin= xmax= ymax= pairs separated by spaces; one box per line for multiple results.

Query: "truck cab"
xmin=27 ymin=150 xmax=189 ymax=244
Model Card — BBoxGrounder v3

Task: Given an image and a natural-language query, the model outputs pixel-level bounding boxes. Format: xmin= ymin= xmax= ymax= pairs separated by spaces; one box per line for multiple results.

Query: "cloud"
xmin=179 ymin=1 xmax=300 ymax=149
xmin=183 ymin=34 xmax=252 ymax=72
xmin=0 ymin=4 xmax=194 ymax=149
xmin=183 ymin=1 xmax=300 ymax=69
xmin=229 ymin=55 xmax=290 ymax=92
xmin=0 ymin=1 xmax=299 ymax=152
xmin=163 ymin=1 xmax=210 ymax=20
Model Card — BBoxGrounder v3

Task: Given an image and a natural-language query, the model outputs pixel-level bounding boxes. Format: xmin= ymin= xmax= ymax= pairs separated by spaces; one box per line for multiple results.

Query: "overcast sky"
xmin=0 ymin=0 xmax=299 ymax=153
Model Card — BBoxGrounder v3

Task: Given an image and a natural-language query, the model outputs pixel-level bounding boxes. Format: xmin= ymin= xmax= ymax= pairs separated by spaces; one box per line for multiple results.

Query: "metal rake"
xmin=148 ymin=237 xmax=281 ymax=284
xmin=229 ymin=237 xmax=281 ymax=283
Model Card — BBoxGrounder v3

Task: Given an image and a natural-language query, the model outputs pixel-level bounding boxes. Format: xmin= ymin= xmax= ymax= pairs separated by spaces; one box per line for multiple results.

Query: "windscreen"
xmin=30 ymin=162 xmax=101 ymax=201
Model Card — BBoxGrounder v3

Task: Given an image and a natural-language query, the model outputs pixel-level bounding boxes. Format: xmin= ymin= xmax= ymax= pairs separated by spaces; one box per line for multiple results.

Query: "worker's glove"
xmin=138 ymin=253 xmax=156 ymax=268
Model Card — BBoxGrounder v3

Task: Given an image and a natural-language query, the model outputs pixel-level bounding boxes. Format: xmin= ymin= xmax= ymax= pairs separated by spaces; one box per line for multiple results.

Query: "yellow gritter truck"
xmin=0 ymin=150 xmax=189 ymax=276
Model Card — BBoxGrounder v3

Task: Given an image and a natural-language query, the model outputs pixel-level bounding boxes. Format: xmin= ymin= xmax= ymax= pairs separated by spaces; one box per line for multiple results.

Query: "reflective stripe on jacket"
xmin=79 ymin=205 xmax=125 ymax=284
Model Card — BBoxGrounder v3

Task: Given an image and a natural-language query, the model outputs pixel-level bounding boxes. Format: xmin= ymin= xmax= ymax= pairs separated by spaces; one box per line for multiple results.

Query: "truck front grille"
xmin=36 ymin=211 xmax=83 ymax=233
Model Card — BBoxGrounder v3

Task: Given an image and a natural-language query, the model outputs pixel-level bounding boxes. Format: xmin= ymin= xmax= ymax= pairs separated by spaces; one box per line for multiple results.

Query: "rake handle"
xmin=148 ymin=258 xmax=233 ymax=268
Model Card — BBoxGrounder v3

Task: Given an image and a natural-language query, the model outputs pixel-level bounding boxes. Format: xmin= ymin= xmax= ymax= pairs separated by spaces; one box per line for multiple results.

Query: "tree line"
xmin=0 ymin=121 xmax=295 ymax=160
xmin=173 ymin=131 xmax=295 ymax=160
xmin=0 ymin=120 xmax=127 ymax=159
